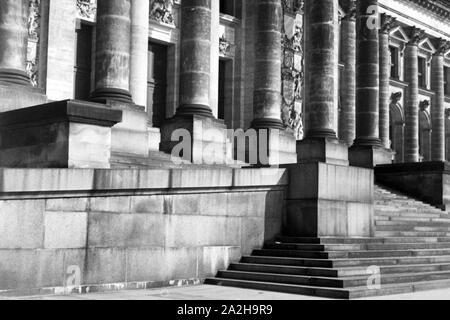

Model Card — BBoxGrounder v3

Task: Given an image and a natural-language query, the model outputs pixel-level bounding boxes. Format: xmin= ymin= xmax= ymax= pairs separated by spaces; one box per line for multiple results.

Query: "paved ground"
xmin=2 ymin=285 xmax=450 ymax=300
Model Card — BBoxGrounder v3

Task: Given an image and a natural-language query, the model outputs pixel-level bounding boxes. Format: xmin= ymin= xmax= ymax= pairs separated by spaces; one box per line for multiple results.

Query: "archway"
xmin=389 ymin=101 xmax=405 ymax=163
xmin=419 ymin=101 xmax=431 ymax=162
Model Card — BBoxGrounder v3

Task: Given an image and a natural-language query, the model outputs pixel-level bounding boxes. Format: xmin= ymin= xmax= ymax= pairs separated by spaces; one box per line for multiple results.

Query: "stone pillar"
xmin=404 ymin=28 xmax=424 ymax=163
xmin=130 ymin=0 xmax=150 ymax=107
xmin=304 ymin=0 xmax=337 ymax=139
xmin=430 ymin=39 xmax=449 ymax=162
xmin=251 ymin=0 xmax=284 ymax=130
xmin=298 ymin=0 xmax=348 ymax=166
xmin=0 ymin=0 xmax=30 ymax=85
xmin=91 ymin=0 xmax=133 ymax=103
xmin=349 ymin=0 xmax=392 ymax=168
xmin=379 ymin=15 xmax=396 ymax=149
xmin=339 ymin=7 xmax=356 ymax=146
xmin=176 ymin=0 xmax=213 ymax=117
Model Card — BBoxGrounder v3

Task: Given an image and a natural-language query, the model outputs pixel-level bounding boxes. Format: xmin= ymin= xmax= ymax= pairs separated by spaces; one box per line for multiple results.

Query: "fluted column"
xmin=404 ymin=28 xmax=424 ymax=163
xmin=91 ymin=0 xmax=133 ymax=103
xmin=430 ymin=39 xmax=449 ymax=161
xmin=379 ymin=15 xmax=396 ymax=149
xmin=353 ymin=0 xmax=380 ymax=147
xmin=130 ymin=0 xmax=150 ymax=107
xmin=304 ymin=0 xmax=337 ymax=139
xmin=251 ymin=0 xmax=284 ymax=129
xmin=176 ymin=0 xmax=213 ymax=117
xmin=339 ymin=7 xmax=356 ymax=146
xmin=0 ymin=0 xmax=30 ymax=85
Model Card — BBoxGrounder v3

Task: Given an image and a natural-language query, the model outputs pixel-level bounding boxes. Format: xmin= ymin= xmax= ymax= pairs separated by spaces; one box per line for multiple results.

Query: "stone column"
xmin=0 ymin=0 xmax=30 ymax=85
xmin=379 ymin=14 xmax=396 ymax=149
xmin=339 ymin=7 xmax=356 ymax=146
xmin=303 ymin=0 xmax=337 ymax=139
xmin=404 ymin=28 xmax=424 ymax=163
xmin=251 ymin=0 xmax=284 ymax=129
xmin=349 ymin=0 xmax=393 ymax=168
xmin=91 ymin=0 xmax=133 ymax=103
xmin=353 ymin=0 xmax=380 ymax=148
xmin=130 ymin=0 xmax=150 ymax=107
xmin=176 ymin=0 xmax=213 ymax=117
xmin=430 ymin=39 xmax=449 ymax=162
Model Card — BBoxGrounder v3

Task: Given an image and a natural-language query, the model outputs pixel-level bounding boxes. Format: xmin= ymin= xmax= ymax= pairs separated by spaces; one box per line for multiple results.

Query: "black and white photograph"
xmin=1 ymin=0 xmax=450 ymax=310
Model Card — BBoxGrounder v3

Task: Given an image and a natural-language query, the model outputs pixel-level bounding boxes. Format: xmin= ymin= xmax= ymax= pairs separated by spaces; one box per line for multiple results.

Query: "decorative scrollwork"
xmin=27 ymin=0 xmax=41 ymax=87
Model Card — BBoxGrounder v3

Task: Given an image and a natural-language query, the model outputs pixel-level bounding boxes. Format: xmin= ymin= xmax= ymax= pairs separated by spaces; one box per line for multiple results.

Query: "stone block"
xmin=46 ymin=198 xmax=89 ymax=212
xmin=125 ymin=248 xmax=168 ymax=282
xmin=198 ymin=246 xmax=241 ymax=278
xmin=0 ymin=100 xmax=122 ymax=169
xmin=89 ymin=196 xmax=131 ymax=213
xmin=297 ymin=137 xmax=349 ymax=166
xmin=84 ymin=248 xmax=127 ymax=285
xmin=286 ymin=163 xmax=374 ymax=237
xmin=44 ymin=212 xmax=88 ymax=249
xmin=160 ymin=115 xmax=230 ymax=165
xmin=0 ymin=200 xmax=45 ymax=249
xmin=233 ymin=168 xmax=288 ymax=187
xmin=349 ymin=145 xmax=393 ymax=168
xmin=130 ymin=195 xmax=165 ymax=214
xmin=0 ymin=82 xmax=47 ymax=113
xmin=241 ymin=217 xmax=265 ymax=256
xmin=171 ymin=168 xmax=233 ymax=189
xmin=87 ymin=213 xmax=165 ymax=248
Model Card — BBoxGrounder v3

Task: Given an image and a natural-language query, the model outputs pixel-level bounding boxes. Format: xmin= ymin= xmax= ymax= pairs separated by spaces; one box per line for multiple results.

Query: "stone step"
xmin=215 ymin=269 xmax=450 ymax=289
xmin=375 ymin=216 xmax=450 ymax=223
xmin=376 ymin=225 xmax=450 ymax=232
xmin=376 ymin=220 xmax=450 ymax=227
xmin=275 ymin=236 xmax=450 ymax=244
xmin=267 ymin=241 xmax=450 ymax=251
xmin=231 ymin=262 xmax=450 ymax=278
xmin=375 ymin=231 xmax=450 ymax=237
xmin=206 ymin=277 xmax=450 ymax=299
xmin=374 ymin=211 xmax=443 ymax=218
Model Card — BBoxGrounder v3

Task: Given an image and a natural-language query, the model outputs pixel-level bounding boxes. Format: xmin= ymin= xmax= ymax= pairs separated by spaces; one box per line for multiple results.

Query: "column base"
xmin=91 ymin=88 xmax=134 ymax=104
xmin=160 ymin=114 xmax=229 ymax=165
xmin=0 ymin=68 xmax=30 ymax=86
xmin=251 ymin=118 xmax=285 ymax=130
xmin=349 ymin=145 xmax=393 ymax=168
xmin=286 ymin=163 xmax=374 ymax=237
xmin=176 ymin=104 xmax=214 ymax=118
xmin=297 ymin=137 xmax=349 ymax=166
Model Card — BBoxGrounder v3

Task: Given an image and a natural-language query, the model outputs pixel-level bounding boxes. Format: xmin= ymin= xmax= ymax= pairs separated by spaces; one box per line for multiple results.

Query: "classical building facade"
xmin=1 ymin=0 xmax=450 ymax=299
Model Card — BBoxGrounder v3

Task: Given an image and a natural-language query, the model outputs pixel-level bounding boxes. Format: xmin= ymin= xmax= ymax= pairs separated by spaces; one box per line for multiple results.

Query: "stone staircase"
xmin=206 ymin=185 xmax=450 ymax=299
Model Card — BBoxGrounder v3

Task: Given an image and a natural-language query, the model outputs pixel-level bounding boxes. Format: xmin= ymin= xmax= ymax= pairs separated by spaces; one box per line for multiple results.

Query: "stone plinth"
xmin=160 ymin=115 xmax=229 ymax=165
xmin=349 ymin=145 xmax=393 ymax=168
xmin=0 ymin=100 xmax=122 ymax=168
xmin=0 ymin=82 xmax=47 ymax=113
xmin=375 ymin=162 xmax=450 ymax=211
xmin=297 ymin=138 xmax=349 ymax=166
xmin=286 ymin=163 xmax=374 ymax=237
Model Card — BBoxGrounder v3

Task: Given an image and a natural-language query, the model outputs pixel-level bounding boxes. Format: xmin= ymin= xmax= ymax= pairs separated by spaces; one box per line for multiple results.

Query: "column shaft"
xmin=176 ymin=0 xmax=213 ymax=117
xmin=92 ymin=0 xmax=133 ymax=103
xmin=379 ymin=16 xmax=395 ymax=149
xmin=130 ymin=0 xmax=150 ymax=107
xmin=430 ymin=42 xmax=447 ymax=161
xmin=354 ymin=0 xmax=380 ymax=147
xmin=252 ymin=0 xmax=284 ymax=129
xmin=404 ymin=32 xmax=422 ymax=162
xmin=304 ymin=0 xmax=337 ymax=139
xmin=0 ymin=0 xmax=30 ymax=85
xmin=339 ymin=13 xmax=356 ymax=145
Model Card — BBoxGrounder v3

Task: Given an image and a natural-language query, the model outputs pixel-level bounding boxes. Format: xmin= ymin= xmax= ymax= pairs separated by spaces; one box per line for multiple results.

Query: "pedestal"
xmin=160 ymin=115 xmax=229 ymax=165
xmin=297 ymin=138 xmax=349 ymax=166
xmin=349 ymin=145 xmax=393 ymax=168
xmin=286 ymin=162 xmax=374 ymax=237
xmin=0 ymin=100 xmax=122 ymax=168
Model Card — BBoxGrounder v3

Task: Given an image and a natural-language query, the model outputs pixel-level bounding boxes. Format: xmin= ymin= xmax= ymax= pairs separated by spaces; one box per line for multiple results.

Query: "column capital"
xmin=341 ymin=0 xmax=356 ymax=21
xmin=433 ymin=38 xmax=450 ymax=56
xmin=407 ymin=27 xmax=426 ymax=46
xmin=379 ymin=13 xmax=396 ymax=34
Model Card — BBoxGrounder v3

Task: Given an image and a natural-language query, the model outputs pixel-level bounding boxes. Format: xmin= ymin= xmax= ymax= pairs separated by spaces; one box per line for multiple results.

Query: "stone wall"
xmin=0 ymin=167 xmax=287 ymax=294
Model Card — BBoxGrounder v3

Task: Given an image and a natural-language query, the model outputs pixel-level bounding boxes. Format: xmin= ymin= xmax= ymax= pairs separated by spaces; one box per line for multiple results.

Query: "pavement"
xmin=2 ymin=285 xmax=450 ymax=300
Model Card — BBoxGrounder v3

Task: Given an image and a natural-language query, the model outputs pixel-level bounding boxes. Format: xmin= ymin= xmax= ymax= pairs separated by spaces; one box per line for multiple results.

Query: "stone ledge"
xmin=0 ymin=99 xmax=123 ymax=127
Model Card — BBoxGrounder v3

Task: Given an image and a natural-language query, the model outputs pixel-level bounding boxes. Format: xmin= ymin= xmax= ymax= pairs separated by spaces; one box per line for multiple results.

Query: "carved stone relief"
xmin=27 ymin=0 xmax=41 ymax=87
xmin=150 ymin=0 xmax=175 ymax=26
xmin=281 ymin=0 xmax=304 ymax=140
xmin=76 ymin=0 xmax=97 ymax=22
